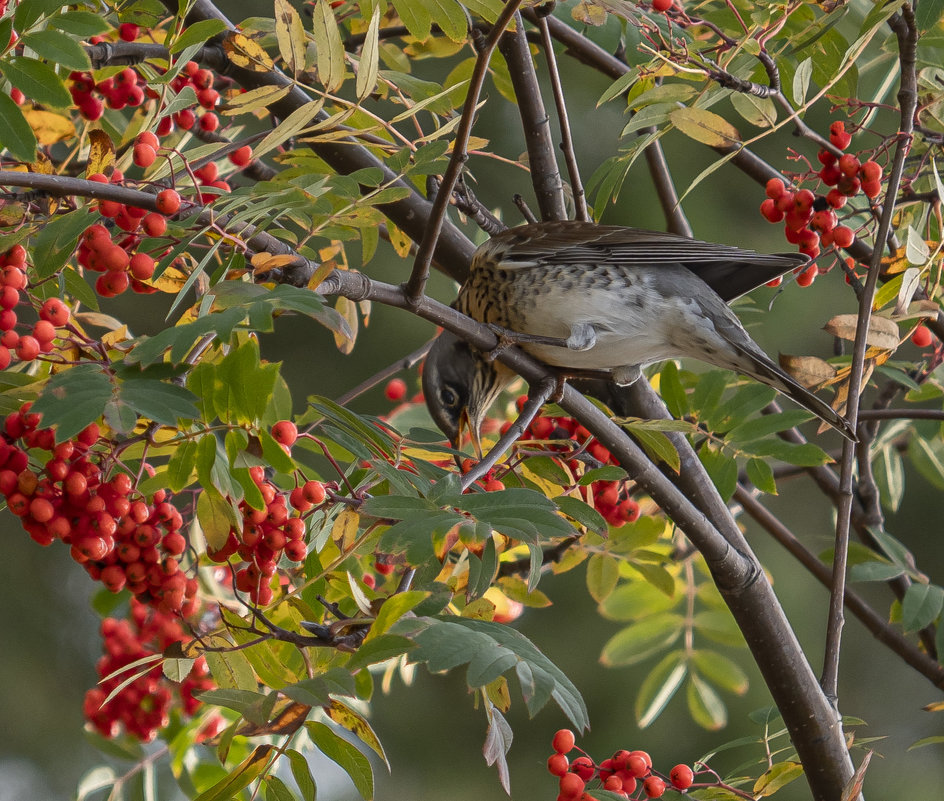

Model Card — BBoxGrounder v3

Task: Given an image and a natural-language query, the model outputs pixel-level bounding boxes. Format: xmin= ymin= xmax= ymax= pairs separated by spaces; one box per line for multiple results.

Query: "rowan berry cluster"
xmin=759 ymin=120 xmax=884 ymax=286
xmin=207 ymin=460 xmax=321 ymax=606
xmin=0 ymin=246 xmax=70 ymax=368
xmin=548 ymin=729 xmax=696 ymax=800
xmin=520 ymin=405 xmax=641 ymax=528
xmin=1 ymin=402 xmax=203 ymax=614
xmin=83 ymin=599 xmax=214 ymax=741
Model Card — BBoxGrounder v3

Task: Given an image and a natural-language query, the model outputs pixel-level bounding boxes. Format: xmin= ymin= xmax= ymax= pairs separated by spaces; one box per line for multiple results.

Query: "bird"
xmin=422 ymin=221 xmax=856 ymax=449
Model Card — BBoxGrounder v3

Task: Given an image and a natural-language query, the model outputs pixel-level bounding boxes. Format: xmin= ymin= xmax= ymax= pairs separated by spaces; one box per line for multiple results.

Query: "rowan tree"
xmin=1 ymin=1 xmax=943 ymax=800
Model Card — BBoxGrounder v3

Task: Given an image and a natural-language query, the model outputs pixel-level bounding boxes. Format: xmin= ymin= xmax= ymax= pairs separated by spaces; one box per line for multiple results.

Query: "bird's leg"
xmin=483 ymin=322 xmax=598 ymax=361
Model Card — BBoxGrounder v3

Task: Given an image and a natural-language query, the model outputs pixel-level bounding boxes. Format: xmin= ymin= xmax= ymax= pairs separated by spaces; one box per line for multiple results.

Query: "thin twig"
xmin=536 ymin=13 xmax=588 ymax=221
xmin=333 ymin=339 xmax=434 ymax=407
xmin=821 ymin=6 xmax=918 ymax=703
xmin=460 ymin=377 xmax=556 ymax=490
xmin=404 ymin=0 xmax=525 ymax=301
xmin=497 ymin=13 xmax=567 ymax=222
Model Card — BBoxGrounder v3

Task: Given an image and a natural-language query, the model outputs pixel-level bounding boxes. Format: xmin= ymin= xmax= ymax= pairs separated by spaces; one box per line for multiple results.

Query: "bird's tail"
xmin=737 ymin=347 xmax=857 ymax=441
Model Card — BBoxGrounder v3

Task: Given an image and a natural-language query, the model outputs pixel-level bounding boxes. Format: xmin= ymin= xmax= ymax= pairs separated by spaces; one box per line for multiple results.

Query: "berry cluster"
xmin=0 ymin=246 xmax=70 ymax=368
xmin=520 ymin=404 xmax=641 ymax=528
xmin=548 ymin=729 xmax=695 ymax=799
xmin=84 ymin=599 xmax=214 ymax=741
xmin=1 ymin=403 xmax=199 ymax=615
xmin=77 ymin=216 xmax=164 ymax=298
xmin=759 ymin=120 xmax=884 ymax=285
xmin=207 ymin=460 xmax=318 ymax=606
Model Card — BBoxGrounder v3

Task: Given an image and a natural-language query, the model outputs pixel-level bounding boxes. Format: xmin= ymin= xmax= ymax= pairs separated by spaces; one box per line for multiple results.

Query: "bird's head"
xmin=422 ymin=330 xmax=506 ymax=455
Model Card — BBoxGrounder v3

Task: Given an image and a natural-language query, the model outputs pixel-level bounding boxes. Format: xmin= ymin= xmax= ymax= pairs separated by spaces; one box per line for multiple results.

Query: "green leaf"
xmin=264 ymin=776 xmax=295 ymax=801
xmin=698 ymin=443 xmax=738 ymax=501
xmin=746 ymin=439 xmax=831 ymax=467
xmin=216 ymin=339 xmax=279 ymax=424
xmin=0 ymin=57 xmax=72 ymax=108
xmin=753 ymin=761 xmax=804 ymax=796
xmin=0 ymin=90 xmax=36 ymax=161
xmin=901 ymin=583 xmax=944 ymax=632
xmin=286 ymin=750 xmax=317 ymax=801
xmin=30 ymin=209 xmax=91 ymax=279
xmin=170 ymin=19 xmax=229 ymax=53
xmin=193 ymin=745 xmax=273 ymax=801
xmin=692 ymin=609 xmax=743 ymax=647
xmin=586 ymin=554 xmax=620 ymax=604
xmin=21 ymin=30 xmax=91 ymax=71
xmin=306 ymin=721 xmax=374 ymax=801
xmin=391 ymin=0 xmax=433 ymax=40
xmin=203 ymin=645 xmax=258 ymax=692
xmin=792 ymin=57 xmax=813 ymax=105
xmin=691 ymin=650 xmax=749 ymax=695
xmin=915 ymin=0 xmax=944 ymax=32
xmin=726 ymin=409 xmax=813 ymax=443
xmin=848 ymin=560 xmax=906 ymax=582
xmin=599 ymin=580 xmax=681 ymax=621
xmin=624 ymin=423 xmax=681 ymax=473
xmin=873 ymin=445 xmax=905 ymax=512
xmin=395 ymin=616 xmax=588 ymax=729
xmin=119 ymin=379 xmax=200 ymax=425
xmin=909 ymin=435 xmax=944 ymax=490
xmin=600 ymin=614 xmax=684 ymax=667
xmin=346 ymin=634 xmax=416 ymax=672
xmin=31 ymin=364 xmax=112 ymax=442
xmin=48 ymin=10 xmax=111 ymax=38
xmin=658 ymin=360 xmax=689 ymax=418
xmin=746 ymin=458 xmax=777 ymax=495
xmin=555 ymin=495 xmax=607 ymax=536
xmin=687 ymin=672 xmax=727 ymax=730
xmin=196 ymin=487 xmax=238 ymax=552
xmin=635 ymin=650 xmax=686 ymax=728
xmin=282 ymin=668 xmax=356 ymax=707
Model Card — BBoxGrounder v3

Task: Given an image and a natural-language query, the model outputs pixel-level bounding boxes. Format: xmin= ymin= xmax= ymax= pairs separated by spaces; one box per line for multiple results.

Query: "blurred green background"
xmin=2 ymin=3 xmax=943 ymax=800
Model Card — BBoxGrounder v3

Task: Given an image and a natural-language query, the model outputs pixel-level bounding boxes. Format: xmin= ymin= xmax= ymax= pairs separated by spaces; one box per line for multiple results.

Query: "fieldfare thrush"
xmin=423 ymin=221 xmax=856 ymax=448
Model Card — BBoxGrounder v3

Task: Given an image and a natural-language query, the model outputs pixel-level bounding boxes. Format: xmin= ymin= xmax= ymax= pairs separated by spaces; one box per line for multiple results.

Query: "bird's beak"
xmin=456 ymin=407 xmax=483 ymax=459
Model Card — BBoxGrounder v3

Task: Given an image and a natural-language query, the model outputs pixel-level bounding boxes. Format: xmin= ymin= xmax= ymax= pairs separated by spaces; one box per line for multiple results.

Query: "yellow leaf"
xmin=670 ymin=107 xmax=741 ymax=147
xmin=86 ymin=129 xmax=115 ymax=176
xmin=308 ymin=261 xmax=336 ymax=290
xmin=24 ymin=109 xmax=74 ymax=147
xmin=332 ymin=507 xmax=360 ymax=549
xmin=275 ymin=0 xmax=307 ymax=75
xmin=386 ymin=221 xmax=413 ymax=258
xmin=753 ymin=761 xmax=804 ymax=796
xmin=333 ymin=296 xmax=358 ymax=353
xmin=250 ymin=252 xmax=300 ymax=274
xmin=326 ymin=699 xmax=390 ymax=766
xmin=312 ymin=0 xmax=346 ymax=92
xmin=571 ymin=1 xmax=608 ymax=25
xmin=222 ymin=31 xmax=275 ymax=71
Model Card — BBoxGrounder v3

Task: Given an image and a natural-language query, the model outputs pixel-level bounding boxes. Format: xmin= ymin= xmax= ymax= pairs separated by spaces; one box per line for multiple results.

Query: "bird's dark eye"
xmin=439 ymin=385 xmax=460 ymax=409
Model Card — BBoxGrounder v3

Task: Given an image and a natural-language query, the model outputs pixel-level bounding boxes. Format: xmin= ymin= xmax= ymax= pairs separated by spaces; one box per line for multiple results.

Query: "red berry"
xmin=483 ymin=478 xmax=505 ymax=492
xmin=911 ymin=325 xmax=933 ymax=348
xmin=133 ymin=143 xmax=156 ymax=168
xmin=759 ymin=198 xmax=783 ymax=223
xmin=652 ymin=0 xmax=672 ymax=11
xmin=669 ymin=764 xmax=694 ymax=790
xmin=130 ymin=253 xmax=156 ymax=280
xmin=570 ymin=756 xmax=594 ymax=781
xmin=384 ymin=378 xmax=407 ymax=401
xmin=862 ymin=180 xmax=882 ymax=199
xmin=825 ymin=188 xmax=847 ymax=209
xmin=832 ymin=225 xmax=854 ymax=248
xmin=558 ymin=773 xmax=585 ymax=799
xmin=796 ymin=263 xmax=818 ymax=287
xmin=32 ymin=320 xmax=56 ymax=344
xmin=302 ymin=480 xmax=326 ymax=505
xmin=860 ymin=160 xmax=882 ymax=182
xmin=229 ymin=145 xmax=253 ymax=167
xmin=644 ymin=776 xmax=666 ymax=798
xmin=40 ymin=298 xmax=70 ymax=326
xmin=155 ymin=189 xmax=181 ymax=216
xmin=271 ymin=420 xmax=298 ymax=446
xmin=547 ymin=753 xmax=569 ymax=777
xmin=198 ymin=112 xmax=219 ymax=132
xmin=838 ymin=153 xmax=860 ymax=177
xmin=552 ymin=728 xmax=576 ymax=754
xmin=142 ymin=212 xmax=167 ymax=237
xmin=764 ymin=178 xmax=785 ymax=199
xmin=118 ymin=23 xmax=139 ymax=42
xmin=136 ymin=131 xmax=159 ymax=150
xmin=15 ymin=335 xmax=39 ymax=361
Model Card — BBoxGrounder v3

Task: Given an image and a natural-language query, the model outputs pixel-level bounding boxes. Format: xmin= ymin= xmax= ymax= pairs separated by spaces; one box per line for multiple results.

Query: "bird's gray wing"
xmin=486 ymin=221 xmax=806 ymax=301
